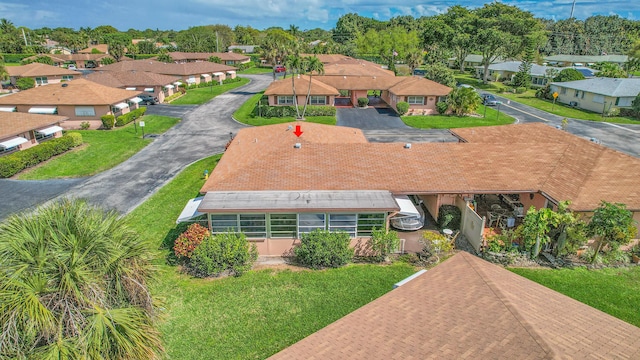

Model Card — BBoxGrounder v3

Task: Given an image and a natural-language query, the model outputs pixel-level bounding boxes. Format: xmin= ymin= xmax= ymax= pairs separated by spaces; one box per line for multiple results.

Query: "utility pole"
xmin=22 ymin=28 xmax=28 ymax=46
xmin=569 ymin=0 xmax=576 ymax=19
xmin=215 ymin=31 xmax=219 ymax=53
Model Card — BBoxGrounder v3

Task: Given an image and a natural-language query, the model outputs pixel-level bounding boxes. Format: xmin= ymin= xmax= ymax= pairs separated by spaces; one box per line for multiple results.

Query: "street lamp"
xmin=140 ymin=121 xmax=145 ymax=139
xmin=496 ymin=101 xmax=502 ymax=120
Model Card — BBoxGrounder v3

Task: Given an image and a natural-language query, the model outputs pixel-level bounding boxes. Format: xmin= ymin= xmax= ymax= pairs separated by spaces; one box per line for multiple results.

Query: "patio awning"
xmin=226 ymin=70 xmax=236 ymax=74
xmin=36 ymin=125 xmax=63 ymax=136
xmin=201 ymin=73 xmax=211 ymax=78
xmin=0 ymin=137 xmax=28 ymax=149
xmin=394 ymin=196 xmax=420 ymax=216
xmin=28 ymin=107 xmax=57 ymax=114
xmin=129 ymin=97 xmax=143 ymax=103
xmin=213 ymin=72 xmax=224 ymax=76
xmin=173 ymin=81 xmax=182 ymax=86
xmin=186 ymin=78 xmax=196 ymax=84
xmin=164 ymin=84 xmax=175 ymax=89
xmin=113 ymin=102 xmax=129 ymax=110
xmin=0 ymin=106 xmax=16 ymax=112
xmin=125 ymin=87 xmax=137 ymax=90
xmin=143 ymin=87 xmax=154 ymax=92
xmin=176 ymin=197 xmax=205 ymax=223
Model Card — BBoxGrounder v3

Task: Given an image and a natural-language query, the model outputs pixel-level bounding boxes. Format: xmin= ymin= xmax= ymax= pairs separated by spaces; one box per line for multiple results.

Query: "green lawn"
xmin=170 ymin=78 xmax=250 ymax=105
xmin=509 ymin=267 xmax=640 ymax=327
xmin=17 ymin=115 xmax=179 ymax=179
xmin=234 ymin=92 xmax=336 ymax=126
xmin=155 ymin=263 xmax=415 ymax=359
xmin=238 ymin=67 xmax=274 ymax=74
xmin=455 ymin=73 xmax=640 ymax=125
xmin=401 ymin=105 xmax=514 ymax=129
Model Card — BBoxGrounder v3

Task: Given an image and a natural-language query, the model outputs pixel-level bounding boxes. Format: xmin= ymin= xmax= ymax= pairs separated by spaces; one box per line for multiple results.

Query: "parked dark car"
xmin=482 ymin=94 xmax=498 ymax=106
xmin=85 ymin=62 xmax=97 ymax=69
xmin=139 ymin=94 xmax=158 ymax=105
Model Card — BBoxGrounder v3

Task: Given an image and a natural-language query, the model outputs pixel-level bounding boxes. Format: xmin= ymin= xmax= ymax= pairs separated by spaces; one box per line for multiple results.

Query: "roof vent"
xmin=61 ymin=83 xmax=68 ymax=87
xmin=294 ymin=143 xmax=301 ymax=149
xmin=287 ymin=125 xmax=293 ymax=131
xmin=404 ymin=143 xmax=411 ymax=149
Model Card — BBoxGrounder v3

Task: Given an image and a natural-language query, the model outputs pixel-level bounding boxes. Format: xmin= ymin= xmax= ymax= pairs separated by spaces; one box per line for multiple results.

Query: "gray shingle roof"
xmin=544 ymin=54 xmax=629 ymax=64
xmin=550 ymin=78 xmax=640 ymax=97
xmin=482 ymin=61 xmax=559 ymax=77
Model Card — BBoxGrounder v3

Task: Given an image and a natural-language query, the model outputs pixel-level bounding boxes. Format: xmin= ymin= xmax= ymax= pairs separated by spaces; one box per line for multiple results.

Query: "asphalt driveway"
xmin=337 ymin=107 xmax=409 ymax=130
xmin=0 ymin=178 xmax=86 ymax=220
xmin=144 ymin=104 xmax=198 ymax=118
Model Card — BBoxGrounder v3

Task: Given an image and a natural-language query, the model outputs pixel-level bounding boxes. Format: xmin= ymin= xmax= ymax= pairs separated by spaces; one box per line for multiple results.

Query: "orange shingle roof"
xmin=264 ymin=77 xmax=340 ymax=96
xmin=6 ymin=63 xmax=81 ymax=77
xmin=0 ymin=112 xmax=68 ymax=139
xmin=0 ymin=78 xmax=142 ymax=106
xmin=85 ymin=70 xmax=179 ymax=88
xmin=387 ymin=76 xmax=452 ymax=96
xmin=312 ymin=75 xmax=399 ymax=91
xmin=270 ymin=252 xmax=640 ymax=359
xmin=201 ymin=123 xmax=640 ymax=211
xmin=166 ymin=51 xmax=249 ymax=62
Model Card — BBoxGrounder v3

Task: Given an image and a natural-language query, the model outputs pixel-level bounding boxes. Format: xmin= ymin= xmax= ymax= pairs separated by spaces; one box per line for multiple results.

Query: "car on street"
xmin=138 ymin=94 xmax=158 ymax=105
xmin=482 ymin=94 xmax=498 ymax=106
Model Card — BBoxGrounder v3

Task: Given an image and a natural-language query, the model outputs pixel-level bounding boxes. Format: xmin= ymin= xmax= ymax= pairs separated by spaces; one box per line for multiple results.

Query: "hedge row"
xmin=185 ymin=77 xmax=242 ymax=90
xmin=0 ymin=133 xmax=83 ymax=178
xmin=254 ymin=105 xmax=336 ymax=118
xmin=116 ymin=107 xmax=147 ymax=127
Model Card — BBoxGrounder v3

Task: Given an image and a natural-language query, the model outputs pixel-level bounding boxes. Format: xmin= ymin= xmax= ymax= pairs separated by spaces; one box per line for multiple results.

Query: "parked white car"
xmin=390 ymin=195 xmax=425 ymax=231
xmin=68 ymin=65 xmax=76 ymax=70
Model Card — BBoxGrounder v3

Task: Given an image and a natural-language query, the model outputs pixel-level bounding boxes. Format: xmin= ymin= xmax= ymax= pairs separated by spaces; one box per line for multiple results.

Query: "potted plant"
xmin=631 ymin=245 xmax=640 ymax=264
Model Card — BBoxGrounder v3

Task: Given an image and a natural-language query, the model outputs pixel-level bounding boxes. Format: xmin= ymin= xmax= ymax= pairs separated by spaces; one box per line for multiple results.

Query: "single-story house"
xmin=95 ymin=59 xmax=237 ymax=85
xmin=22 ymin=54 xmax=123 ymax=69
xmin=78 ymin=44 xmax=109 ymax=54
xmin=269 ymin=252 xmax=640 ymax=359
xmin=84 ymin=70 xmax=180 ymax=103
xmin=448 ymin=54 xmax=503 ymax=69
xmin=550 ymin=77 xmax=640 ymax=113
xmin=544 ymin=54 xmax=629 ymax=67
xmin=0 ymin=112 xmax=67 ymax=156
xmin=264 ymin=77 xmax=339 ymax=106
xmin=0 ymin=78 xmax=144 ymax=129
xmin=185 ymin=122 xmax=640 ymax=256
xmin=475 ymin=61 xmax=559 ymax=87
xmin=228 ymin=45 xmax=258 ymax=54
xmin=6 ymin=63 xmax=81 ymax=87
xmin=162 ymin=51 xmax=250 ymax=66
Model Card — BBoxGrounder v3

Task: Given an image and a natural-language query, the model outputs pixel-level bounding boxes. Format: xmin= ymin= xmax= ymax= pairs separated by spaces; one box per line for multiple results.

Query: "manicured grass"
xmin=126 ymin=154 xmax=221 ymax=246
xmin=17 ymin=115 xmax=179 ymax=179
xmin=401 ymin=105 xmax=515 ymax=129
xmin=155 ymin=263 xmax=415 ymax=360
xmin=238 ymin=66 xmax=274 ymax=74
xmin=509 ymin=266 xmax=640 ymax=327
xmin=234 ymin=92 xmax=337 ymax=126
xmin=455 ymin=73 xmax=640 ymax=124
xmin=170 ymin=78 xmax=250 ymax=105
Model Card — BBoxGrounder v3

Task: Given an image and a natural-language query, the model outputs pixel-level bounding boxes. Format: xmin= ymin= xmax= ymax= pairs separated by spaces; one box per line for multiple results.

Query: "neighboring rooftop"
xmin=84 ymin=70 xmax=179 ymax=88
xmin=269 ymin=252 xmax=640 ymax=359
xmin=481 ymin=61 xmax=560 ymax=77
xmin=550 ymin=77 xmax=640 ymax=97
xmin=95 ymin=59 xmax=236 ymax=76
xmin=6 ymin=63 xmax=81 ymax=77
xmin=544 ymin=54 xmax=629 ymax=64
xmin=264 ymin=77 xmax=340 ymax=96
xmin=78 ymin=44 xmax=109 ymax=54
xmin=163 ymin=51 xmax=250 ymax=62
xmin=0 ymin=78 xmax=142 ymax=106
xmin=202 ymin=122 xmax=640 ymax=211
xmin=228 ymin=45 xmax=258 ymax=53
xmin=0 ymin=112 xmax=68 ymax=139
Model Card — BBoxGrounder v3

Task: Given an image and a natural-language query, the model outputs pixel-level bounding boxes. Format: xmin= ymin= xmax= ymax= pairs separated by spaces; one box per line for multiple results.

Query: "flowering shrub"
xmin=173 ymin=223 xmax=210 ymax=259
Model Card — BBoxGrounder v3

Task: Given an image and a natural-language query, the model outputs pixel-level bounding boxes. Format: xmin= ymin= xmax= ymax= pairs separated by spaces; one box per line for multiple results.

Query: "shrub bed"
xmin=254 ymin=105 xmax=335 ymax=118
xmin=115 ymin=107 xmax=147 ymax=127
xmin=101 ymin=115 xmax=115 ymax=129
xmin=1 ymin=53 xmax=36 ymax=63
xmin=186 ymin=77 xmax=242 ymax=90
xmin=294 ymin=229 xmax=354 ymax=269
xmin=396 ymin=101 xmax=409 ymax=115
xmin=189 ymin=232 xmax=258 ymax=277
xmin=437 ymin=205 xmax=461 ymax=230
xmin=357 ymin=97 xmax=369 ymax=107
xmin=0 ymin=133 xmax=83 ymax=178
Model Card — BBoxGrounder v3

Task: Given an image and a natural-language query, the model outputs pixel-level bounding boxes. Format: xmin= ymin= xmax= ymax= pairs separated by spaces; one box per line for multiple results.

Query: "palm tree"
xmin=301 ymin=56 xmax=325 ymax=119
xmin=405 ymin=50 xmax=424 ymax=75
xmin=284 ymin=54 xmax=303 ymax=119
xmin=0 ymin=199 xmax=164 ymax=359
xmin=288 ymin=24 xmax=300 ymax=38
xmin=446 ymin=87 xmax=481 ymax=116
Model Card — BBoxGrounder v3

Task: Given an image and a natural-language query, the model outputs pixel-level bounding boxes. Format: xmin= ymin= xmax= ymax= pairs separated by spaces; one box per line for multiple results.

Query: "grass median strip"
xmin=402 ymin=105 xmax=514 ymax=129
xmin=170 ymin=78 xmax=250 ymax=105
xmin=18 ymin=115 xmax=179 ymax=180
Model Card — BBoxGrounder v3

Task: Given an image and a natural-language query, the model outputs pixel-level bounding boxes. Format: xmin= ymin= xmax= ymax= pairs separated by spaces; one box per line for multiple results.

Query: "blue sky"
xmin=2 ymin=0 xmax=639 ymax=31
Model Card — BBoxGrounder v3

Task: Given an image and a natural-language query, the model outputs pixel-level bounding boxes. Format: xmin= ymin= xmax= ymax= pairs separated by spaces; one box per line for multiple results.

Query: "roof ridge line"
xmin=463 ymin=253 xmax=560 ymax=357
xmin=538 ymin=141 xmax=576 ymax=194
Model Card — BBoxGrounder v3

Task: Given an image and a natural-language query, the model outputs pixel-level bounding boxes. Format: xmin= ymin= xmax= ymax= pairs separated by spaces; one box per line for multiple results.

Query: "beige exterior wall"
xmin=11 ymin=75 xmax=77 ymax=87
xmin=268 ymin=95 xmax=333 ymax=107
xmin=12 ymin=104 xmax=139 ymax=129
xmin=552 ymin=85 xmax=623 ymax=113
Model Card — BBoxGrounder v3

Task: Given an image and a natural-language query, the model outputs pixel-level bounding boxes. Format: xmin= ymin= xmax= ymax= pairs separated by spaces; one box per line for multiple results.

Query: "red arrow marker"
xmin=293 ymin=125 xmax=303 ymax=137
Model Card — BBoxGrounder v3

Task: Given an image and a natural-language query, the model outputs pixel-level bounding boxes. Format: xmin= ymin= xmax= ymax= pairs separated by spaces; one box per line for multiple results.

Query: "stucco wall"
xmin=520 ymin=192 xmax=548 ymax=215
xmin=552 ymin=85 xmax=620 ymax=113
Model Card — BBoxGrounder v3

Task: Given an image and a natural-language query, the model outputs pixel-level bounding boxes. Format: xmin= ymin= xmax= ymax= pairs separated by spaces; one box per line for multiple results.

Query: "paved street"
xmin=144 ymin=104 xmax=198 ymax=118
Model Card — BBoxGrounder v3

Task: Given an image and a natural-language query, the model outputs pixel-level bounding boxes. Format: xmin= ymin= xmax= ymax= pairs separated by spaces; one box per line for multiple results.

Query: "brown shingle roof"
xmin=0 ymin=78 xmax=142 ymax=106
xmin=24 ymin=54 xmax=114 ymax=62
xmin=387 ymin=76 xmax=452 ymax=96
xmin=322 ymin=62 xmax=394 ymax=77
xmin=95 ymin=59 xmax=236 ymax=76
xmin=84 ymin=70 xmax=179 ymax=88
xmin=264 ymin=77 xmax=340 ymax=96
xmin=0 ymin=112 xmax=68 ymax=139
xmin=166 ymin=51 xmax=249 ymax=62
xmin=6 ymin=63 xmax=81 ymax=77
xmin=270 ymin=252 xmax=640 ymax=360
xmin=201 ymin=123 xmax=640 ymax=211
xmin=313 ymin=75 xmax=399 ymax=91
